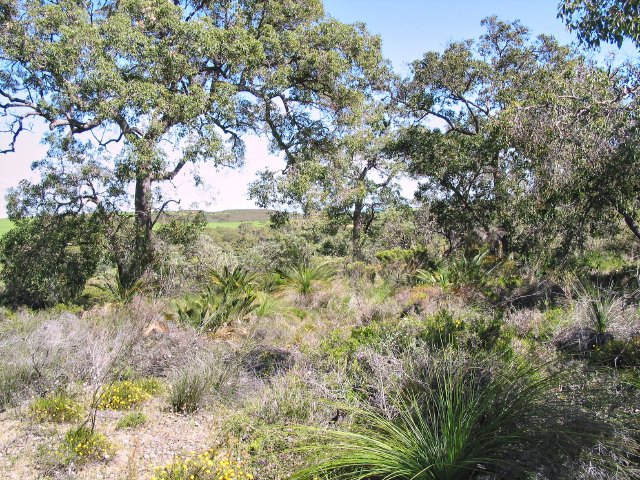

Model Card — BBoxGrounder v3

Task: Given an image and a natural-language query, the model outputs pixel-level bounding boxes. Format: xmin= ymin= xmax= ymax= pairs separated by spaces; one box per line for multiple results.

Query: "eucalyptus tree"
xmin=249 ymin=102 xmax=404 ymax=258
xmin=396 ymin=17 xmax=640 ymax=264
xmin=0 ymin=0 xmax=386 ymax=286
xmin=559 ymin=0 xmax=640 ymax=49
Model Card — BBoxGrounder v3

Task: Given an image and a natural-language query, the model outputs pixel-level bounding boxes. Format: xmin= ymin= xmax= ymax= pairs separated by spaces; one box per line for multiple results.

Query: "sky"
xmin=0 ymin=0 xmax=633 ymax=216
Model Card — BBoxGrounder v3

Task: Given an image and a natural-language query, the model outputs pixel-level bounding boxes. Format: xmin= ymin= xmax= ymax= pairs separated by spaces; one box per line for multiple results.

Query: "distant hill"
xmin=156 ymin=208 xmax=275 ymax=223
xmin=202 ymin=209 xmax=275 ymax=223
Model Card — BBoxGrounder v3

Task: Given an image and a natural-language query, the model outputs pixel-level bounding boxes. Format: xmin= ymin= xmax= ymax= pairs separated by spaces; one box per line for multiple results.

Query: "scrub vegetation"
xmin=1 ymin=1 xmax=640 ymax=479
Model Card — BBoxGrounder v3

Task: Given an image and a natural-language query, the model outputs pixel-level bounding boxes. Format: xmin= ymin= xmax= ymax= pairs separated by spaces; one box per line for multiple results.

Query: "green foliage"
xmin=173 ymin=267 xmax=258 ymax=332
xmin=278 ymin=262 xmax=336 ymax=296
xmin=0 ymin=215 xmax=103 ymax=308
xmin=29 ymin=393 xmax=83 ymax=423
xmin=559 ymin=0 xmax=640 ymax=48
xmin=574 ymin=281 xmax=624 ymax=336
xmin=415 ymin=250 xmax=497 ymax=291
xmin=156 ymin=212 xmax=207 ymax=246
xmin=61 ymin=427 xmax=113 ymax=466
xmin=322 ymin=309 xmax=513 ymax=370
xmin=249 ymin=103 xmax=404 ymax=257
xmin=168 ymin=369 xmax=211 ymax=414
xmin=94 ymin=270 xmax=146 ymax=304
xmin=590 ymin=337 xmax=640 ymax=368
xmin=376 ymin=246 xmax=438 ymax=281
xmin=397 ymin=16 xmax=640 ymax=265
xmin=253 ymin=292 xmax=281 ymax=318
xmin=116 ymin=411 xmax=147 ymax=430
xmin=1 ymin=0 xmax=386 ymax=288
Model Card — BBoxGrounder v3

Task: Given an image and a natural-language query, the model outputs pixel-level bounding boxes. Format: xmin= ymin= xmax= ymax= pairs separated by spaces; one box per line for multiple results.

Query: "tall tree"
xmin=0 ymin=0 xmax=385 ymax=286
xmin=396 ymin=17 xmax=640 ymax=265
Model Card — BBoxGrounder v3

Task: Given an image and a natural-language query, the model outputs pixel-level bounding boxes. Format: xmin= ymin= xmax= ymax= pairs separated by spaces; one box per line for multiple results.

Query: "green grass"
xmin=206 ymin=221 xmax=267 ymax=229
xmin=0 ymin=218 xmax=265 ymax=236
xmin=0 ymin=219 xmax=13 ymax=237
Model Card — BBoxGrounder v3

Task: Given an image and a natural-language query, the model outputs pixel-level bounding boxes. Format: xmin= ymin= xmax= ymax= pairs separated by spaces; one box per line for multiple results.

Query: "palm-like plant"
xmin=278 ymin=262 xmax=336 ymax=296
xmin=94 ymin=270 xmax=145 ymax=304
xmin=174 ymin=266 xmax=258 ymax=332
xmin=573 ymin=279 xmax=625 ymax=341
xmin=415 ymin=250 xmax=497 ymax=291
xmin=294 ymin=354 xmax=633 ymax=480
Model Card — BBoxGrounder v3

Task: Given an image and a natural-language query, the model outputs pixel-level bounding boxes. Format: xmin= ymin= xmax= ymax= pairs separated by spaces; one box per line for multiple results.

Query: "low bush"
xmin=321 ymin=309 xmax=511 ymax=363
xmin=61 ymin=426 xmax=113 ymax=466
xmin=0 ymin=363 xmax=36 ymax=411
xmin=0 ymin=214 xmax=104 ymax=308
xmin=116 ymin=411 xmax=147 ymax=429
xmin=590 ymin=336 xmax=640 ymax=368
xmin=167 ymin=354 xmax=236 ymax=414
xmin=168 ymin=369 xmax=209 ymax=414
xmin=173 ymin=267 xmax=258 ymax=333
xmin=277 ymin=262 xmax=336 ymax=296
xmin=29 ymin=393 xmax=83 ymax=423
xmin=98 ymin=378 xmax=161 ymax=410
xmin=151 ymin=448 xmax=253 ymax=480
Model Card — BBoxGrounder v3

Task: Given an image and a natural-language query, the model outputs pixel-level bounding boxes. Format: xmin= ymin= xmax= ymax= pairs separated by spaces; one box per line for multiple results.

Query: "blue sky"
xmin=324 ymin=0 xmax=575 ymax=73
xmin=0 ymin=1 xmax=632 ymax=216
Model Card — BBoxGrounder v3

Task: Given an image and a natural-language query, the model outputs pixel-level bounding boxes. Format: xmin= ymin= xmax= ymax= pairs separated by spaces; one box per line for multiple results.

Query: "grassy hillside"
xmin=207 ymin=220 xmax=267 ymax=229
xmin=0 ymin=210 xmax=272 ymax=237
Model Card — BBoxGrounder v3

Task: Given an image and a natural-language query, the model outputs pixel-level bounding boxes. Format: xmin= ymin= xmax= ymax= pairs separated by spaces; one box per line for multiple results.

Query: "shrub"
xmin=415 ymin=250 xmax=498 ymax=292
xmin=417 ymin=309 xmax=466 ymax=349
xmin=98 ymin=378 xmax=160 ymax=410
xmin=168 ymin=370 xmax=209 ymax=414
xmin=30 ymin=393 xmax=83 ymax=423
xmin=321 ymin=310 xmax=510 ymax=363
xmin=243 ymin=346 xmax=294 ymax=378
xmin=167 ymin=355 xmax=234 ymax=414
xmin=61 ymin=426 xmax=113 ymax=465
xmin=116 ymin=411 xmax=147 ymax=429
xmin=156 ymin=211 xmax=207 ymax=246
xmin=151 ymin=448 xmax=253 ymax=480
xmin=590 ymin=337 xmax=640 ymax=368
xmin=93 ymin=269 xmax=146 ymax=304
xmin=0 ymin=363 xmax=36 ymax=411
xmin=375 ymin=247 xmax=438 ymax=284
xmin=0 ymin=214 xmax=103 ymax=308
xmin=576 ymin=281 xmax=624 ymax=337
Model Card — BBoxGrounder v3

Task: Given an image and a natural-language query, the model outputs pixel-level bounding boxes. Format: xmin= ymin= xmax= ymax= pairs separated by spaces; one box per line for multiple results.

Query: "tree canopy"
xmin=1 ymin=0 xmax=387 ymax=285
xmin=394 ymin=17 xmax=640 ymax=265
xmin=559 ymin=0 xmax=640 ymax=48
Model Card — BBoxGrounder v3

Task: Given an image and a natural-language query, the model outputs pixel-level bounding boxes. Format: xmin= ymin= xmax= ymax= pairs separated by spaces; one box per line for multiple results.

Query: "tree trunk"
xmin=135 ymin=172 xmax=153 ymax=240
xmin=117 ymin=172 xmax=154 ymax=289
xmin=352 ymin=198 xmax=364 ymax=260
xmin=618 ymin=206 xmax=640 ymax=242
